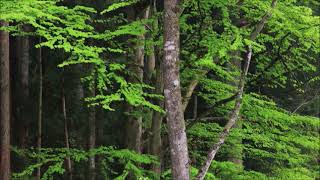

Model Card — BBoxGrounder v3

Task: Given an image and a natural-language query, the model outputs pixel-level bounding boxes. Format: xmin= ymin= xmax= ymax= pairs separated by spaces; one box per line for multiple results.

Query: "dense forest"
xmin=0 ymin=0 xmax=319 ymax=179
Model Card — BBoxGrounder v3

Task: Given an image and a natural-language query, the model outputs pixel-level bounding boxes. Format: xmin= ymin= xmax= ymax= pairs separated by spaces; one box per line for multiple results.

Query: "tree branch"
xmin=196 ymin=1 xmax=277 ymax=179
xmin=291 ymin=95 xmax=319 ymax=114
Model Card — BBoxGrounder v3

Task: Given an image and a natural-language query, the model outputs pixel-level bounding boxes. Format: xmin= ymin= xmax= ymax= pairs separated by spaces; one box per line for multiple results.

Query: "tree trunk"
xmin=124 ymin=8 xmax=147 ymax=153
xmin=62 ymin=80 xmax=73 ymax=180
xmin=163 ymin=0 xmax=190 ymax=179
xmin=88 ymin=86 xmax=96 ymax=180
xmin=146 ymin=1 xmax=164 ymax=175
xmin=37 ymin=37 xmax=43 ymax=180
xmin=0 ymin=20 xmax=11 ymax=180
xmin=149 ymin=54 xmax=164 ymax=175
xmin=145 ymin=5 xmax=155 ymax=81
xmin=16 ymin=32 xmax=30 ymax=148
xmin=196 ymin=46 xmax=253 ymax=180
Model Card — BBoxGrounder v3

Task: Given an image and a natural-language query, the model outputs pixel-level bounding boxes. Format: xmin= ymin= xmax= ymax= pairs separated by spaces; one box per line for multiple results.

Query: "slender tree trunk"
xmin=163 ymin=0 xmax=190 ymax=179
xmin=226 ymin=50 xmax=243 ymax=166
xmin=149 ymin=54 xmax=164 ymax=175
xmin=62 ymin=79 xmax=73 ymax=180
xmin=145 ymin=4 xmax=155 ymax=81
xmin=196 ymin=1 xmax=277 ymax=179
xmin=0 ymin=20 xmax=11 ymax=180
xmin=37 ymin=37 xmax=43 ymax=180
xmin=182 ymin=78 xmax=201 ymax=112
xmin=16 ymin=32 xmax=30 ymax=148
xmin=196 ymin=46 xmax=253 ymax=180
xmin=146 ymin=1 xmax=164 ymax=175
xmin=124 ymin=8 xmax=148 ymax=153
xmin=193 ymin=95 xmax=198 ymax=119
xmin=88 ymin=85 xmax=96 ymax=180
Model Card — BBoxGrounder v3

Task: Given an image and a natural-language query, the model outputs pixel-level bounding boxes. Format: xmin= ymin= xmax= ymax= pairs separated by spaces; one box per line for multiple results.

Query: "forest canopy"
xmin=0 ymin=0 xmax=319 ymax=179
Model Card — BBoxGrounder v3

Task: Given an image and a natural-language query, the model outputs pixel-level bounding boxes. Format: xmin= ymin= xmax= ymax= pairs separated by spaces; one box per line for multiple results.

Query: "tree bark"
xmin=163 ymin=0 xmax=190 ymax=179
xmin=37 ymin=37 xmax=43 ymax=180
xmin=145 ymin=5 xmax=155 ymax=81
xmin=62 ymin=79 xmax=73 ymax=180
xmin=124 ymin=7 xmax=148 ymax=153
xmin=149 ymin=53 xmax=164 ymax=175
xmin=196 ymin=1 xmax=277 ymax=179
xmin=182 ymin=78 xmax=200 ymax=112
xmin=146 ymin=1 xmax=164 ymax=176
xmin=0 ymin=20 xmax=11 ymax=180
xmin=16 ymin=32 xmax=30 ymax=148
xmin=88 ymin=85 xmax=96 ymax=180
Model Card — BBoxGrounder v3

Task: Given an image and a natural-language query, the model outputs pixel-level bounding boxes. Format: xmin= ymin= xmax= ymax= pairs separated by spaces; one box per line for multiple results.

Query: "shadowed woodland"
xmin=0 ymin=0 xmax=319 ymax=179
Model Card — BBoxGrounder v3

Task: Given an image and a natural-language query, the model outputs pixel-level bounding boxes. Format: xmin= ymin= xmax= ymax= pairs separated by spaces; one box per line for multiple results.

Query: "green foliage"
xmin=101 ymin=0 xmax=138 ymax=14
xmin=161 ymin=167 xmax=216 ymax=180
xmin=12 ymin=146 xmax=157 ymax=179
xmin=2 ymin=0 xmax=319 ymax=179
xmin=187 ymin=90 xmax=319 ymax=179
xmin=0 ymin=0 xmax=163 ymax=113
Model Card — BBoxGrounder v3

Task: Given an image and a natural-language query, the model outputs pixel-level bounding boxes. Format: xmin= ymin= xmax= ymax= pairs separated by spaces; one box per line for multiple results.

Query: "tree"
xmin=163 ymin=0 xmax=190 ymax=179
xmin=16 ymin=30 xmax=30 ymax=148
xmin=0 ymin=20 xmax=11 ymax=180
xmin=0 ymin=0 xmax=318 ymax=179
xmin=196 ymin=1 xmax=278 ymax=179
xmin=36 ymin=37 xmax=42 ymax=180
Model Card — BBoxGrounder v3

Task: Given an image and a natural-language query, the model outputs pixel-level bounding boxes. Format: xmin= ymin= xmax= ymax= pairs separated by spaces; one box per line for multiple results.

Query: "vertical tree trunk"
xmin=16 ymin=32 xmax=30 ymax=148
xmin=149 ymin=54 xmax=164 ymax=175
xmin=62 ymin=79 xmax=73 ymax=180
xmin=193 ymin=95 xmax=198 ymax=119
xmin=145 ymin=5 xmax=155 ymax=81
xmin=88 ymin=85 xmax=96 ymax=180
xmin=0 ymin=20 xmax=11 ymax=180
xmin=163 ymin=0 xmax=190 ymax=179
xmin=36 ymin=37 xmax=43 ymax=180
xmin=196 ymin=46 xmax=253 ymax=180
xmin=124 ymin=8 xmax=147 ymax=153
xmin=147 ymin=2 xmax=164 ymax=175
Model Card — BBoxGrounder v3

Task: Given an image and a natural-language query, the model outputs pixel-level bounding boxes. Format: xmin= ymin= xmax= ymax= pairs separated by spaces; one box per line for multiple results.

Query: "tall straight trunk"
xmin=147 ymin=1 xmax=164 ymax=175
xmin=88 ymin=85 xmax=96 ymax=180
xmin=124 ymin=8 xmax=148 ymax=153
xmin=149 ymin=54 xmax=164 ymax=175
xmin=163 ymin=0 xmax=189 ymax=179
xmin=145 ymin=4 xmax=155 ymax=81
xmin=37 ymin=37 xmax=43 ymax=180
xmin=196 ymin=1 xmax=277 ymax=179
xmin=62 ymin=78 xmax=73 ymax=180
xmin=0 ymin=20 xmax=11 ymax=180
xmin=16 ymin=33 xmax=30 ymax=148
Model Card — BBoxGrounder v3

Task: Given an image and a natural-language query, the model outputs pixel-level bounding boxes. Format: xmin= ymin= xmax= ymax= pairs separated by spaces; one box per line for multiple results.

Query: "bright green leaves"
xmin=101 ymin=0 xmax=138 ymax=14
xmin=0 ymin=0 xmax=163 ymax=113
xmin=12 ymin=147 xmax=158 ymax=180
